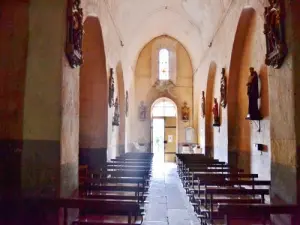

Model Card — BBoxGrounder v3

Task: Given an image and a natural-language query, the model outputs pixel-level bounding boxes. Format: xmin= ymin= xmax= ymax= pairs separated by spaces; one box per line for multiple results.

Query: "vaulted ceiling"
xmin=105 ymin=0 xmax=232 ymax=74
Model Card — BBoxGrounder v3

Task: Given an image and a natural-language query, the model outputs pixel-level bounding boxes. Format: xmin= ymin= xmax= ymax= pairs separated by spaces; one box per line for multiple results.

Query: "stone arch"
xmin=132 ymin=35 xmax=193 ymax=152
xmin=79 ymin=16 xmax=108 ymax=172
xmin=227 ymin=7 xmax=256 ymax=172
xmin=116 ymin=62 xmax=126 ymax=156
xmin=0 ymin=1 xmax=29 ymax=196
xmin=205 ymin=62 xmax=217 ymax=157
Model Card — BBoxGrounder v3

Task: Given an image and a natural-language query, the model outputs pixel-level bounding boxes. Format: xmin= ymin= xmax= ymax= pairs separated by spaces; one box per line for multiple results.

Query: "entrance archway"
xmin=151 ymin=97 xmax=177 ymax=163
xmin=79 ymin=17 xmax=108 ymax=172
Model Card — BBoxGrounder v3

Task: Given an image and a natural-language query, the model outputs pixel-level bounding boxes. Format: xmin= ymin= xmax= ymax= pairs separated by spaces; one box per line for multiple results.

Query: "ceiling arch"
xmin=121 ymin=9 xmax=203 ymax=86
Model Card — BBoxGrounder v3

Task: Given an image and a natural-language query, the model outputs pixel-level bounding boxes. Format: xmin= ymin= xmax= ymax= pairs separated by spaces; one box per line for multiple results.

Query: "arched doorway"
xmin=151 ymin=97 xmax=177 ymax=163
xmin=79 ymin=17 xmax=108 ymax=172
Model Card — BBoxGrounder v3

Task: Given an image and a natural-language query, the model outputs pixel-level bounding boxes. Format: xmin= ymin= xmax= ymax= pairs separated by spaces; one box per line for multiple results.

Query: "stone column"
xmin=22 ymin=0 xmax=78 ymax=199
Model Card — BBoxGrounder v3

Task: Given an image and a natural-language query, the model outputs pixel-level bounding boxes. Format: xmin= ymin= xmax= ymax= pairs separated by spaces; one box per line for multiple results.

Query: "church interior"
xmin=1 ymin=0 xmax=300 ymax=224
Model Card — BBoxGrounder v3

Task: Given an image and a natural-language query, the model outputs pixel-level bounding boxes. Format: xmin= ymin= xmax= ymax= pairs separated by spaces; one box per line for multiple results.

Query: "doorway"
xmin=151 ymin=98 xmax=177 ymax=163
xmin=152 ymin=118 xmax=165 ymax=163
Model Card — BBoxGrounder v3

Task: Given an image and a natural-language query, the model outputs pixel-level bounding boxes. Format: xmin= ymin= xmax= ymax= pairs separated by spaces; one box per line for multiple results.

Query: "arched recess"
xmin=0 ymin=1 xmax=29 ymax=196
xmin=116 ymin=62 xmax=126 ymax=156
xmin=205 ymin=62 xmax=217 ymax=157
xmin=132 ymin=35 xmax=193 ymax=153
xmin=79 ymin=17 xmax=108 ymax=172
xmin=227 ymin=7 xmax=256 ymax=173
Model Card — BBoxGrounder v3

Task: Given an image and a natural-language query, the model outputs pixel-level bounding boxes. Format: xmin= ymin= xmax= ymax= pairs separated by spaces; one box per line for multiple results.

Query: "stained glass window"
xmin=159 ymin=48 xmax=169 ymax=80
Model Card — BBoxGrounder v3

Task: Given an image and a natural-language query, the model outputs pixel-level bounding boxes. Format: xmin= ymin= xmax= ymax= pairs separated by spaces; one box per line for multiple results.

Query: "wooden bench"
xmin=218 ymin=203 xmax=300 ymax=225
xmin=186 ymin=172 xmax=259 ymax=190
xmin=190 ymin=179 xmax=271 ymax=202
xmin=202 ymin=188 xmax=270 ymax=224
xmin=105 ymin=162 xmax=151 ymax=169
xmin=0 ymin=197 xmax=143 ymax=225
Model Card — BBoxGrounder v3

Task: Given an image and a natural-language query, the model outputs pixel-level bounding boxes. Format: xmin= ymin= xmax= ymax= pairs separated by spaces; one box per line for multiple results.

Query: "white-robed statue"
xmin=139 ymin=101 xmax=147 ymax=121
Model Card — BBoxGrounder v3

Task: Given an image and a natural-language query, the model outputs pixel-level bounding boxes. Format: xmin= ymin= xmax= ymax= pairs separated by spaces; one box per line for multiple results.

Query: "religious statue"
xmin=201 ymin=91 xmax=205 ymax=118
xmin=112 ymin=97 xmax=120 ymax=126
xmin=246 ymin=67 xmax=261 ymax=120
xmin=212 ymin=98 xmax=220 ymax=126
xmin=181 ymin=102 xmax=190 ymax=121
xmin=264 ymin=0 xmax=287 ymax=68
xmin=66 ymin=0 xmax=84 ymax=68
xmin=220 ymin=68 xmax=227 ymax=108
xmin=108 ymin=68 xmax=114 ymax=108
xmin=125 ymin=91 xmax=129 ymax=117
xmin=139 ymin=101 xmax=147 ymax=121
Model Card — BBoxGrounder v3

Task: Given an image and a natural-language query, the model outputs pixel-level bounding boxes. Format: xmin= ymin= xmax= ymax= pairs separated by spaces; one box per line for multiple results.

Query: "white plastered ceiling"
xmin=102 ymin=0 xmax=232 ymax=85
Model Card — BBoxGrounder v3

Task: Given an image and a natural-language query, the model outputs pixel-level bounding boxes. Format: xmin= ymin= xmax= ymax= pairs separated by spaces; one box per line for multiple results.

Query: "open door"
xmin=151 ymin=97 xmax=177 ymax=163
xmin=152 ymin=118 xmax=165 ymax=163
xmin=164 ymin=117 xmax=177 ymax=162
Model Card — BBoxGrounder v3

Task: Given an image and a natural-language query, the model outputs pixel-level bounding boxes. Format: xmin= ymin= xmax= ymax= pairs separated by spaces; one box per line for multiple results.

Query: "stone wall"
xmin=131 ymin=36 xmax=193 ymax=150
xmin=194 ymin=0 xmax=297 ymax=208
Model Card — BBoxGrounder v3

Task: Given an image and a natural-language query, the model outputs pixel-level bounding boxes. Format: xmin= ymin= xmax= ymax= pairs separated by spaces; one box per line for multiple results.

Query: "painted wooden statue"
xmin=220 ymin=68 xmax=227 ymax=108
xmin=112 ymin=97 xmax=120 ymax=126
xmin=264 ymin=0 xmax=287 ymax=68
xmin=246 ymin=67 xmax=261 ymax=120
xmin=181 ymin=102 xmax=190 ymax=121
xmin=212 ymin=98 xmax=220 ymax=126
xmin=201 ymin=91 xmax=205 ymax=118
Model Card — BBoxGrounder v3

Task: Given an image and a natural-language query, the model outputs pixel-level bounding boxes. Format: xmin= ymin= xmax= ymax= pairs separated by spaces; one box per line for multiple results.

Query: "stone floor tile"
xmin=144 ymin=162 xmax=200 ymax=225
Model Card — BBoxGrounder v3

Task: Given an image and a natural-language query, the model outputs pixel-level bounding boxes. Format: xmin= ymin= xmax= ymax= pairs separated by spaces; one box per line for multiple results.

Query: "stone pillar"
xmin=268 ymin=0 xmax=298 ymax=214
xmin=0 ymin=0 xmax=29 ymax=197
xmin=22 ymin=0 xmax=78 ymax=199
xmin=291 ymin=0 xmax=300 ymax=206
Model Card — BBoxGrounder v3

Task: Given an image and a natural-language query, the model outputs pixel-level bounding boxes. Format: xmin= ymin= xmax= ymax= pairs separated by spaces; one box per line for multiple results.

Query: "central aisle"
xmin=144 ymin=161 xmax=200 ymax=225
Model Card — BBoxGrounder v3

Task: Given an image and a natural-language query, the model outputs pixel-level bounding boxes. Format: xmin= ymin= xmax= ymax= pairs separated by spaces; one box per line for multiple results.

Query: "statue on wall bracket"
xmin=220 ymin=68 xmax=227 ymax=108
xmin=201 ymin=91 xmax=205 ymax=118
xmin=108 ymin=68 xmax=115 ymax=108
xmin=181 ymin=102 xmax=190 ymax=122
xmin=66 ymin=0 xmax=84 ymax=68
xmin=139 ymin=101 xmax=147 ymax=121
xmin=246 ymin=67 xmax=261 ymax=120
xmin=264 ymin=0 xmax=287 ymax=69
xmin=125 ymin=91 xmax=129 ymax=117
xmin=212 ymin=98 xmax=220 ymax=127
xmin=112 ymin=97 xmax=120 ymax=126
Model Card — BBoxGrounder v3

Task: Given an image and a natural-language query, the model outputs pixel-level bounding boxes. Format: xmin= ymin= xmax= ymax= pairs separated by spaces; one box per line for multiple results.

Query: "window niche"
xmin=151 ymin=37 xmax=177 ymax=86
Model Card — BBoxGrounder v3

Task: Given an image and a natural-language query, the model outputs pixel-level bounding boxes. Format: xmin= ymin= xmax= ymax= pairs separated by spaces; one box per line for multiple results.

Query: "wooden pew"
xmin=186 ymin=172 xmax=259 ymax=190
xmin=105 ymin=162 xmax=151 ymax=169
xmin=111 ymin=158 xmax=152 ymax=165
xmin=0 ymin=197 xmax=143 ymax=225
xmin=81 ymin=180 xmax=148 ymax=205
xmin=191 ymin=179 xmax=271 ymax=203
xmin=218 ymin=203 xmax=300 ymax=225
xmin=202 ymin=188 xmax=270 ymax=224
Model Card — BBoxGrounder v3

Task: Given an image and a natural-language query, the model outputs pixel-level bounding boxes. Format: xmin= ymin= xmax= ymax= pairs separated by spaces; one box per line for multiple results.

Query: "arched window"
xmin=152 ymin=98 xmax=177 ymax=117
xmin=159 ymin=49 xmax=169 ymax=80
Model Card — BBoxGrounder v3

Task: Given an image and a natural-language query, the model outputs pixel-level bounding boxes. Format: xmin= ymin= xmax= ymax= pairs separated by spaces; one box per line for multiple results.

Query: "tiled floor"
xmin=144 ymin=160 xmax=200 ymax=225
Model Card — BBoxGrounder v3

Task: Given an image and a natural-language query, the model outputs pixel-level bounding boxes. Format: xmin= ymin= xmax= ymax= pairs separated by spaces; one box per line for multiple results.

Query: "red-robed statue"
xmin=212 ymin=98 xmax=220 ymax=126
